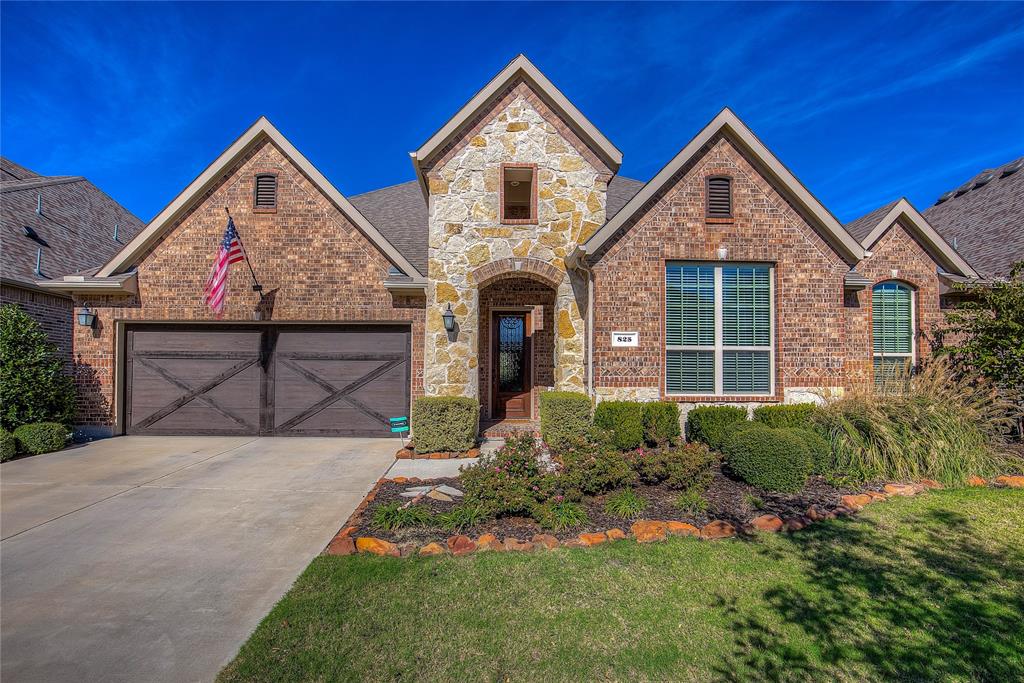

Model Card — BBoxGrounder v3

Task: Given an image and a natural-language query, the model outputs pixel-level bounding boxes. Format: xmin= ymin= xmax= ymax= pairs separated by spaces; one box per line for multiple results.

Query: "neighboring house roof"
xmin=94 ymin=116 xmax=425 ymax=281
xmin=1 ymin=157 xmax=40 ymax=181
xmin=845 ymin=198 xmax=978 ymax=279
xmin=410 ymin=54 xmax=623 ymax=196
xmin=349 ymin=175 xmax=645 ymax=277
xmin=922 ymin=157 xmax=1024 ymax=277
xmin=0 ymin=157 xmax=144 ymax=292
xmin=580 ymin=108 xmax=867 ymax=265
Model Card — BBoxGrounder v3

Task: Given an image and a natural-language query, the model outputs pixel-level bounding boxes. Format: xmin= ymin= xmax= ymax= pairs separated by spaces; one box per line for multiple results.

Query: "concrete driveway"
xmin=1 ymin=436 xmax=396 ymax=682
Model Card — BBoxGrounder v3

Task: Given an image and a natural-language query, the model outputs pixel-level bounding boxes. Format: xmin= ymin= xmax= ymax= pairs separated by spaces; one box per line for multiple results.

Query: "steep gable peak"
xmin=410 ymin=54 xmax=622 ymax=193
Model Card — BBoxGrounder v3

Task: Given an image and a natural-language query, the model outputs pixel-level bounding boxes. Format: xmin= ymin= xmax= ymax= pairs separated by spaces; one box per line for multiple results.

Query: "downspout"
xmin=566 ymin=246 xmax=595 ymax=398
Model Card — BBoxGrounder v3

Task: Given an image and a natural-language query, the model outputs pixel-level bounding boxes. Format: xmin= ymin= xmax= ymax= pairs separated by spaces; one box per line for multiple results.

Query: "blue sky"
xmin=2 ymin=2 xmax=1022 ymax=224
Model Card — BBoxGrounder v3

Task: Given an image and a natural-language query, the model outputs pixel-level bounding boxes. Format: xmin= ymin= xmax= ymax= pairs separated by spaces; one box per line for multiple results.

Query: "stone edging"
xmin=324 ymin=475 xmax=1024 ymax=558
xmin=395 ymin=448 xmax=480 ymax=460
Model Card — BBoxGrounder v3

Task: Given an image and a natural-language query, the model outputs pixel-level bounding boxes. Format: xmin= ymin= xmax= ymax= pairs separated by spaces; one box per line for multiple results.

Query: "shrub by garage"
xmin=411 ymin=397 xmax=479 ymax=454
xmin=12 ymin=422 xmax=69 ymax=456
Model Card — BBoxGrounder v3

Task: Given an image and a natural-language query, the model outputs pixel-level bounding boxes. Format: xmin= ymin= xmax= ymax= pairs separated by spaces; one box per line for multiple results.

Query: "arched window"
xmin=872 ymin=282 xmax=914 ymax=385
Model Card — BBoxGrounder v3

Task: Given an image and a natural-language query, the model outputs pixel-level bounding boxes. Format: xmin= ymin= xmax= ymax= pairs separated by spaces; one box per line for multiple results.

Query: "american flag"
xmin=203 ymin=217 xmax=245 ymax=316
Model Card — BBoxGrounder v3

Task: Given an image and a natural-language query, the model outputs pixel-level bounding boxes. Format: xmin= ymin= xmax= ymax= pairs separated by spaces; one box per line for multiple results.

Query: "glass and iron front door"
xmin=492 ymin=312 xmax=532 ymax=419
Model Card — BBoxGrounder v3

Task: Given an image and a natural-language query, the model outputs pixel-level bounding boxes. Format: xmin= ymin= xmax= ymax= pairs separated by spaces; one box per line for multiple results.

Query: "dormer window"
xmin=501 ymin=163 xmax=536 ymax=223
xmin=706 ymin=175 xmax=733 ymax=219
xmin=254 ymin=173 xmax=278 ymax=211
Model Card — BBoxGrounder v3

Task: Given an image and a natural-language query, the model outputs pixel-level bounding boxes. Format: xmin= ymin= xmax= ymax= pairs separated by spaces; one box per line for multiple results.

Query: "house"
xmin=1 ymin=157 xmax=143 ymax=359
xmin=40 ymin=55 xmax=981 ymax=439
xmin=923 ymin=157 xmax=1023 ymax=278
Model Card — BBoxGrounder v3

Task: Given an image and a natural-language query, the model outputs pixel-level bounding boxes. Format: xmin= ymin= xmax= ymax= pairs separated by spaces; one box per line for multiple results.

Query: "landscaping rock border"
xmin=395 ymin=447 xmax=481 ymax=460
xmin=323 ymin=474 xmax=1022 ymax=558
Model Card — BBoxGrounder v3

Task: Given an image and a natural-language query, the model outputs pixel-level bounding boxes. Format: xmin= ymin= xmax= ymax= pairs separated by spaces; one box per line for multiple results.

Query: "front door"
xmin=492 ymin=312 xmax=531 ymax=419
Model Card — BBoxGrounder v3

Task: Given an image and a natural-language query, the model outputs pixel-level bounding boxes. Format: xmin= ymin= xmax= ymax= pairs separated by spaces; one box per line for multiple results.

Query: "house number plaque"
xmin=611 ymin=331 xmax=638 ymax=347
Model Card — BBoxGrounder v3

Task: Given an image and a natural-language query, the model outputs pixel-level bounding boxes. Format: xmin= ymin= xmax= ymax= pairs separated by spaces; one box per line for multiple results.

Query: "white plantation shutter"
xmin=872 ymin=282 xmax=914 ymax=384
xmin=666 ymin=263 xmax=773 ymax=395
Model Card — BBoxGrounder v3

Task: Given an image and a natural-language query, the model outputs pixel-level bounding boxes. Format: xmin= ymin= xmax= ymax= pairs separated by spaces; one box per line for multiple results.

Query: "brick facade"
xmin=71 ymin=137 xmax=424 ymax=433
xmin=0 ymin=283 xmax=74 ymax=362
xmin=591 ymin=134 xmax=907 ymax=405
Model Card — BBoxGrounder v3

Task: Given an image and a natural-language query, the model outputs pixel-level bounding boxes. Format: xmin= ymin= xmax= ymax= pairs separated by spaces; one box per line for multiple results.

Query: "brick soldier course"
xmin=40 ymin=54 xmax=981 ymax=438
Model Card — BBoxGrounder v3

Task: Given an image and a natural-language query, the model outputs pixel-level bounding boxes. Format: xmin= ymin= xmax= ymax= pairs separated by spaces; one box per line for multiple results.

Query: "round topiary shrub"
xmin=790 ymin=427 xmax=833 ymax=475
xmin=12 ymin=422 xmax=68 ymax=455
xmin=0 ymin=428 xmax=16 ymax=462
xmin=722 ymin=424 xmax=812 ymax=493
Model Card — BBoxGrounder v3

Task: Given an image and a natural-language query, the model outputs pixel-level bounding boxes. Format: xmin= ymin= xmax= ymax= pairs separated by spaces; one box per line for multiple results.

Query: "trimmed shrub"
xmin=12 ymin=422 xmax=68 ymax=455
xmin=686 ymin=406 xmax=748 ymax=450
xmin=411 ymin=397 xmax=478 ymax=454
xmin=642 ymin=401 xmax=681 ymax=445
xmin=722 ymin=424 xmax=813 ymax=493
xmin=593 ymin=400 xmax=644 ymax=451
xmin=753 ymin=403 xmax=819 ymax=429
xmin=791 ymin=427 xmax=832 ymax=475
xmin=0 ymin=304 xmax=75 ymax=431
xmin=539 ymin=391 xmax=592 ymax=450
xmin=1 ymin=428 xmax=16 ymax=462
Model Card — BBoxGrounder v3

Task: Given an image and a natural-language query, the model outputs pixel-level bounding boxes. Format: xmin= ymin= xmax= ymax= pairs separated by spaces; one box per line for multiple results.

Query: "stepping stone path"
xmin=399 ymin=485 xmax=464 ymax=499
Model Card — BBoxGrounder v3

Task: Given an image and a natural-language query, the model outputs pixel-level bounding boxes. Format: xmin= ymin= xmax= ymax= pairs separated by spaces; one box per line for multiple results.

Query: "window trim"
xmin=253 ymin=172 xmax=279 ymax=213
xmin=705 ymin=175 xmax=733 ymax=220
xmin=665 ymin=262 xmax=775 ymax=398
xmin=499 ymin=163 xmax=538 ymax=225
xmin=871 ymin=280 xmax=916 ymax=374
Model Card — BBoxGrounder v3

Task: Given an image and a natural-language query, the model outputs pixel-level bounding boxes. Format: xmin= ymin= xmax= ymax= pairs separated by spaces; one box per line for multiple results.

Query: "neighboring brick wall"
xmin=71 ymin=137 xmax=425 ymax=430
xmin=477 ymin=278 xmax=556 ymax=420
xmin=845 ymin=220 xmax=945 ymax=389
xmin=591 ymin=134 xmax=851 ymax=403
xmin=1 ymin=283 xmax=73 ymax=362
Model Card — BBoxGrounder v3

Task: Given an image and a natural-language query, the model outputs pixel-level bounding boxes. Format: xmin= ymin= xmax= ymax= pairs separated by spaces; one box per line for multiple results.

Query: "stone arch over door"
xmin=469 ymin=258 xmax=564 ymax=290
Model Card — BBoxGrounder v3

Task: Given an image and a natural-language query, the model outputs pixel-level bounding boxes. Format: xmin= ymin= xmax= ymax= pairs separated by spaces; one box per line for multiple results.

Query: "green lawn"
xmin=220 ymin=489 xmax=1024 ymax=682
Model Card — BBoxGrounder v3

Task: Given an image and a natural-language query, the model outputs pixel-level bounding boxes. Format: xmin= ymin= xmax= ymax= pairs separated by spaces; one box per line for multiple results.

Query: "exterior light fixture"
xmin=77 ymin=304 xmax=96 ymax=328
xmin=717 ymin=246 xmax=728 ymax=260
xmin=442 ymin=303 xmax=456 ymax=332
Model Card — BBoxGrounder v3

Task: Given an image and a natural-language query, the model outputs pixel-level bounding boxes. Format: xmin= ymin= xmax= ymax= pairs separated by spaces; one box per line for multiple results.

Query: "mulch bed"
xmin=346 ymin=463 xmax=874 ymax=546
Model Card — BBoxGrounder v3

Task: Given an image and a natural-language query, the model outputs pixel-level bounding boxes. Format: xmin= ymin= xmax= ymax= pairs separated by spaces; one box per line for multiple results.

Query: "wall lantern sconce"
xmin=77 ymin=304 xmax=96 ymax=328
xmin=442 ymin=303 xmax=456 ymax=332
xmin=717 ymin=246 xmax=729 ymax=260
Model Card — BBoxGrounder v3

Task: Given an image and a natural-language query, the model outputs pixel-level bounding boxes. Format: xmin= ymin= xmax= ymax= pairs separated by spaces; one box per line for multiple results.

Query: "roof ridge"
xmin=0 ymin=176 xmax=85 ymax=192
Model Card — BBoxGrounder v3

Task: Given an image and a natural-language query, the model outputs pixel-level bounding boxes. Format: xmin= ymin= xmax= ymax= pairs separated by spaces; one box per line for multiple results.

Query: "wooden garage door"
xmin=124 ymin=325 xmax=410 ymax=437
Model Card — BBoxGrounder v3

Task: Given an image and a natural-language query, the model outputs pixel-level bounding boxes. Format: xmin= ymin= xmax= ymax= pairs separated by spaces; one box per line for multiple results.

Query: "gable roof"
xmin=846 ymin=198 xmax=978 ymax=278
xmin=97 ymin=117 xmax=423 ymax=279
xmin=349 ymin=175 xmax=646 ymax=277
xmin=922 ymin=157 xmax=1024 ymax=277
xmin=845 ymin=200 xmax=899 ymax=242
xmin=409 ymin=54 xmax=622 ymax=195
xmin=1 ymin=162 xmax=143 ymax=291
xmin=1 ymin=157 xmax=41 ymax=181
xmin=580 ymin=108 xmax=866 ymax=264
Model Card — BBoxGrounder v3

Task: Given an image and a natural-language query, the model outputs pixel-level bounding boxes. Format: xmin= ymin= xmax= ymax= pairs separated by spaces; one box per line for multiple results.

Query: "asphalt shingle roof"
xmin=923 ymin=157 xmax=1024 ymax=277
xmin=1 ymin=157 xmax=144 ymax=289
xmin=845 ymin=200 xmax=900 ymax=243
xmin=349 ymin=175 xmax=645 ymax=276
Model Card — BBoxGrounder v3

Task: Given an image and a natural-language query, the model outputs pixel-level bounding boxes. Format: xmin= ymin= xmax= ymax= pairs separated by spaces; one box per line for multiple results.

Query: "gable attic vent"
xmin=254 ymin=174 xmax=278 ymax=209
xmin=706 ymin=176 xmax=733 ymax=218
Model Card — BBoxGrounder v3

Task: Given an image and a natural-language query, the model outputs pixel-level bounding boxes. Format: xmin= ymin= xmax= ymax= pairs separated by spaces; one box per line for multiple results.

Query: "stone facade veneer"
xmin=423 ymin=82 xmax=608 ymax=401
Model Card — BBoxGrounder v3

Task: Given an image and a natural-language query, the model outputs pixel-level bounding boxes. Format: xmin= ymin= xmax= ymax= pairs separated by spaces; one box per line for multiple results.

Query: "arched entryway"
xmin=471 ymin=259 xmax=562 ymax=424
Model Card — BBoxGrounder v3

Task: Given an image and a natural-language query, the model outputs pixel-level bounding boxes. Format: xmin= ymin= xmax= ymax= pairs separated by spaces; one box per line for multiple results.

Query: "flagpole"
xmin=225 ymin=207 xmax=264 ymax=300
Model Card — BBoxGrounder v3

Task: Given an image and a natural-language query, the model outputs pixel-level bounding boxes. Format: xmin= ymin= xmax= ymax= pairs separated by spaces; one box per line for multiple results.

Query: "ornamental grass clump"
xmin=371 ymin=502 xmax=434 ymax=531
xmin=603 ymin=488 xmax=648 ymax=519
xmin=533 ymin=500 xmax=588 ymax=531
xmin=814 ymin=359 xmax=1021 ymax=485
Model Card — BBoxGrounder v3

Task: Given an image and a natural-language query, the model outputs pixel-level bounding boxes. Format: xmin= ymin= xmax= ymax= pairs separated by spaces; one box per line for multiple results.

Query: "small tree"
xmin=940 ymin=261 xmax=1024 ymax=437
xmin=0 ymin=304 xmax=76 ymax=430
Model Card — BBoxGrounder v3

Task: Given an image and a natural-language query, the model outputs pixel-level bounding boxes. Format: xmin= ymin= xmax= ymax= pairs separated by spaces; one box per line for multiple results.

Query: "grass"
xmin=219 ymin=489 xmax=1024 ymax=682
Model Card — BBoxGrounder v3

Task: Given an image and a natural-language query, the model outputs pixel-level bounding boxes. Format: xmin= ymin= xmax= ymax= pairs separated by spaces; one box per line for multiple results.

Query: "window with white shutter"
xmin=666 ymin=262 xmax=774 ymax=395
xmin=872 ymin=282 xmax=914 ymax=385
